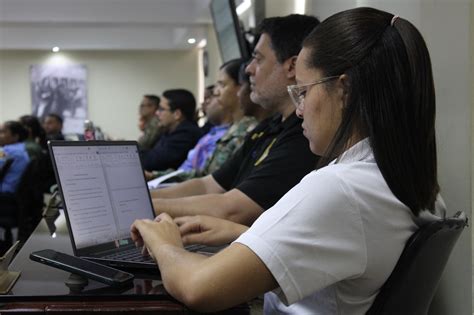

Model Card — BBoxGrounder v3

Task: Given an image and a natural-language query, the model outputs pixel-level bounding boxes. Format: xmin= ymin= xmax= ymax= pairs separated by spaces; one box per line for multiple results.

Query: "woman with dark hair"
xmin=19 ymin=115 xmax=55 ymax=193
xmin=130 ymin=8 xmax=442 ymax=314
xmin=0 ymin=121 xmax=30 ymax=195
xmin=19 ymin=115 xmax=47 ymax=159
xmin=178 ymin=59 xmax=246 ymax=171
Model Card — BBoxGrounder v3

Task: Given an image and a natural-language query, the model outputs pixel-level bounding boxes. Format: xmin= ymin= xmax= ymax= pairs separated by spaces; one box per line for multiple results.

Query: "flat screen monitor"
xmin=210 ymin=0 xmax=249 ymax=62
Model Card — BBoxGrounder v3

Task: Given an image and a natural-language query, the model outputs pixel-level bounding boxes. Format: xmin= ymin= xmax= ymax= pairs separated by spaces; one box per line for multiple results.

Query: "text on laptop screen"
xmin=52 ymin=145 xmax=154 ymax=249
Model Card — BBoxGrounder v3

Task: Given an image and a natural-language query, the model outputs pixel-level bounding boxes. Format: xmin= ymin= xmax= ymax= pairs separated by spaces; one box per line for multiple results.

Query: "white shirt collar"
xmin=330 ymin=138 xmax=374 ymax=165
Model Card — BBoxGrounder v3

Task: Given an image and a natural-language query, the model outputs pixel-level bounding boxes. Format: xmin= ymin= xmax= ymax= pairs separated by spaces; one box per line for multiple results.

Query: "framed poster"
xmin=30 ymin=64 xmax=87 ymax=134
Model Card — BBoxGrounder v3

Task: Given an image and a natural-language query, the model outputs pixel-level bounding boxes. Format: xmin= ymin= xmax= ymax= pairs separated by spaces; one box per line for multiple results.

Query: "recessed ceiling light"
xmin=187 ymin=38 xmax=196 ymax=44
xmin=52 ymin=46 xmax=60 ymax=53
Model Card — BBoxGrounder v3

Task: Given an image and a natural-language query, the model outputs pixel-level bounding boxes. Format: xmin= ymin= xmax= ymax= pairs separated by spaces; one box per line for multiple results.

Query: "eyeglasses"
xmin=287 ymin=75 xmax=340 ymax=110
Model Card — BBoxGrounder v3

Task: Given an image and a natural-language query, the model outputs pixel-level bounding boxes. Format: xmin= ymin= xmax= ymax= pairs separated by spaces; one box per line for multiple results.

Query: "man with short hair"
xmin=145 ymin=87 xmax=231 ymax=181
xmin=151 ymin=15 xmax=320 ymax=226
xmin=142 ymin=89 xmax=202 ymax=172
xmin=138 ymin=94 xmax=161 ymax=152
xmin=43 ymin=113 xmax=65 ymax=141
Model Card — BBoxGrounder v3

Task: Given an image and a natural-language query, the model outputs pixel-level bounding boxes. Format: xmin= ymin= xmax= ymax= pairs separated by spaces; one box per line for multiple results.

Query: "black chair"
xmin=0 ymin=158 xmax=44 ymax=251
xmin=366 ymin=211 xmax=468 ymax=315
xmin=0 ymin=158 xmax=14 ymax=180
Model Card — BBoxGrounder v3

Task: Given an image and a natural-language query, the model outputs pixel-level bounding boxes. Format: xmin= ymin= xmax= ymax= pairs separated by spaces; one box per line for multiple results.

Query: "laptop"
xmin=48 ymin=140 xmax=215 ymax=269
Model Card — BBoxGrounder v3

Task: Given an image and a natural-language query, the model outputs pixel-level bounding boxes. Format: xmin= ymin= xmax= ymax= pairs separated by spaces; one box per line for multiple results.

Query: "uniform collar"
xmin=209 ymin=124 xmax=230 ymax=134
xmin=333 ymin=138 xmax=374 ymax=165
xmin=266 ymin=111 xmax=300 ymax=135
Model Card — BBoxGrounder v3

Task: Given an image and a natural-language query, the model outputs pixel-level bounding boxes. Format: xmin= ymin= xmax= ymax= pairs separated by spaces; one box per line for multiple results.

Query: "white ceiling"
xmin=0 ymin=0 xmax=214 ymax=50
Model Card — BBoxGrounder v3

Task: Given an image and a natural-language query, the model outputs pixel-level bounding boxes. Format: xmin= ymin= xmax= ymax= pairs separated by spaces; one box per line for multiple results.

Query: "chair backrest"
xmin=15 ymin=157 xmax=44 ymax=241
xmin=0 ymin=158 xmax=44 ymax=249
xmin=366 ymin=211 xmax=468 ymax=315
xmin=0 ymin=158 xmax=14 ymax=181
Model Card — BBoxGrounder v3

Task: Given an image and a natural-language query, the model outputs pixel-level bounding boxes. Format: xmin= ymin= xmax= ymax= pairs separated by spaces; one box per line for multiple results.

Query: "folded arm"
xmin=152 ymin=175 xmax=264 ymax=226
xmin=150 ymin=175 xmax=222 ymax=199
xmin=153 ymin=188 xmax=263 ymax=225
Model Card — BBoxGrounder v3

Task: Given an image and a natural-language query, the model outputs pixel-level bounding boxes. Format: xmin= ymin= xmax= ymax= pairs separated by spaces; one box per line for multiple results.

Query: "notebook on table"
xmin=48 ymin=140 xmax=218 ymax=269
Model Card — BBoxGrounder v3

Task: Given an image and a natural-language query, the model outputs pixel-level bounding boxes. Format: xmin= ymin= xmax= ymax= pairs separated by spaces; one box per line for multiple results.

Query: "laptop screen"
xmin=50 ymin=142 xmax=155 ymax=252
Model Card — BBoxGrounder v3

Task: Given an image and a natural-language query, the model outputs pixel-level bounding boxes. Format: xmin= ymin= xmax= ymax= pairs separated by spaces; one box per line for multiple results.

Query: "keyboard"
xmin=102 ymin=247 xmax=154 ymax=262
xmin=102 ymin=244 xmax=208 ymax=262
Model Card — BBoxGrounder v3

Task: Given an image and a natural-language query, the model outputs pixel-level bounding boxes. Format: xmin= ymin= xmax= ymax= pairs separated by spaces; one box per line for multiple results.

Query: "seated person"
xmin=179 ymin=95 xmax=230 ymax=170
xmin=142 ymin=89 xmax=202 ymax=171
xmin=22 ymin=115 xmax=56 ymax=193
xmin=19 ymin=115 xmax=47 ymax=160
xmin=43 ymin=113 xmax=65 ymax=141
xmin=193 ymin=59 xmax=274 ymax=177
xmin=131 ymin=9 xmax=443 ymax=313
xmin=0 ymin=121 xmax=30 ymax=195
xmin=198 ymin=85 xmax=215 ymax=135
xmin=202 ymin=59 xmax=275 ymax=173
xmin=150 ymin=15 xmax=320 ymax=225
xmin=137 ymin=94 xmax=162 ymax=152
xmin=146 ymin=59 xmax=267 ymax=182
xmin=179 ymin=59 xmax=253 ymax=172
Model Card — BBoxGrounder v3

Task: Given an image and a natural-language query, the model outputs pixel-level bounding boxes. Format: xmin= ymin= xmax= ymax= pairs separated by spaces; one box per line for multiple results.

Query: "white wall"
xmin=265 ymin=0 xmax=297 ymax=17
xmin=472 ymin=0 xmax=474 ymax=311
xmin=306 ymin=1 xmax=471 ymax=314
xmin=0 ymin=49 xmax=199 ymax=140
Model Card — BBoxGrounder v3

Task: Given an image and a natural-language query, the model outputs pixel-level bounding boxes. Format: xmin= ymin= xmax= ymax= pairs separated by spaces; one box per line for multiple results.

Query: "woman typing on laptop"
xmin=130 ymin=8 xmax=443 ymax=314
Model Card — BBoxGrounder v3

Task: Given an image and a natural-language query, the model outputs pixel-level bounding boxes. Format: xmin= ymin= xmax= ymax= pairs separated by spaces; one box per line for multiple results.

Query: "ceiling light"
xmin=294 ymin=0 xmax=306 ymax=14
xmin=187 ymin=38 xmax=196 ymax=44
xmin=236 ymin=0 xmax=251 ymax=16
xmin=197 ymin=39 xmax=207 ymax=49
xmin=52 ymin=46 xmax=60 ymax=53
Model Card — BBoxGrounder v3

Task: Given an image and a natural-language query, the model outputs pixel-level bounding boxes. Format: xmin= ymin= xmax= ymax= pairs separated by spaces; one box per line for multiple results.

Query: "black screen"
xmin=210 ymin=0 xmax=249 ymax=62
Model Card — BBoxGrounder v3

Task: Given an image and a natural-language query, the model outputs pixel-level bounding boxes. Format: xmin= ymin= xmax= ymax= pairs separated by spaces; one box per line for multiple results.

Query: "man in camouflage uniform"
xmin=137 ymin=94 xmax=162 ymax=152
xmin=200 ymin=68 xmax=273 ymax=177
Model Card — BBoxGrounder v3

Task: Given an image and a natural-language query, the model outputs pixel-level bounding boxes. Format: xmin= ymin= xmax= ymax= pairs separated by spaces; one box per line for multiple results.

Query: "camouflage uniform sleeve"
xmin=201 ymin=116 xmax=257 ymax=175
xmin=148 ymin=117 xmax=258 ymax=182
xmin=138 ymin=117 xmax=162 ymax=151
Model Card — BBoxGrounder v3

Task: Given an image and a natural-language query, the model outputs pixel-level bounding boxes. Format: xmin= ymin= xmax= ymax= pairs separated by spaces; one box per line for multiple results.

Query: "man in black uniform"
xmin=151 ymin=15 xmax=320 ymax=225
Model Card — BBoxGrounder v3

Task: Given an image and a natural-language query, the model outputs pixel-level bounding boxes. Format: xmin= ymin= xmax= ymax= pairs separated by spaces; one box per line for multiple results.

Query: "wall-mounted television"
xmin=210 ymin=0 xmax=250 ymax=63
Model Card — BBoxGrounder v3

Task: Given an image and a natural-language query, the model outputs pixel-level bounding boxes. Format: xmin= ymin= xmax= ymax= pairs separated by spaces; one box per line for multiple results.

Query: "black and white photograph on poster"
xmin=30 ymin=64 xmax=87 ymax=134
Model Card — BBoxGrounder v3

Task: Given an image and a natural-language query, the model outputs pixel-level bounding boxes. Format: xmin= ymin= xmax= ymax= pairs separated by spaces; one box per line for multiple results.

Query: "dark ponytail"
xmin=303 ymin=7 xmax=438 ymax=215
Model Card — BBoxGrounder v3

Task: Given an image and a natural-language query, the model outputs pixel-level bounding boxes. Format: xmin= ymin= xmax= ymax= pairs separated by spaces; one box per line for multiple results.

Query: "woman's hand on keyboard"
xmin=130 ymin=213 xmax=184 ymax=260
xmin=174 ymin=215 xmax=249 ymax=247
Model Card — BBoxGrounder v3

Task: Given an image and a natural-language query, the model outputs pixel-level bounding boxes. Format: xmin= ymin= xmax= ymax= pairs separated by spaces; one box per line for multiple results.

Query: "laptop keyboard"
xmin=102 ymin=244 xmax=208 ymax=262
xmin=102 ymin=247 xmax=154 ymax=262
xmin=185 ymin=244 xmax=207 ymax=251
